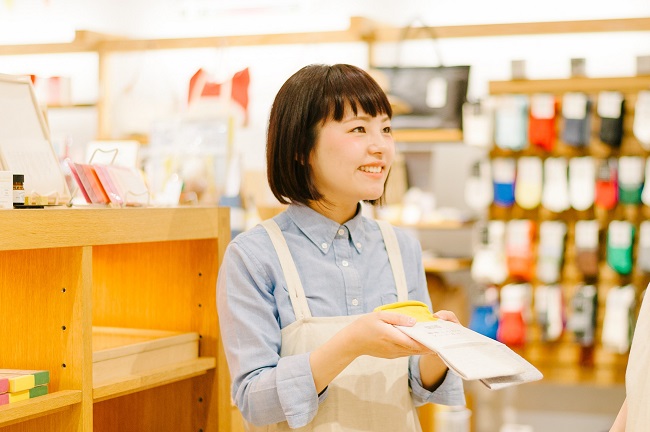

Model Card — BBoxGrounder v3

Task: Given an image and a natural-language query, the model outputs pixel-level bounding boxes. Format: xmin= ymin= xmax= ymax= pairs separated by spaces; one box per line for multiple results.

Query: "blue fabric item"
xmin=217 ymin=203 xmax=465 ymax=427
xmin=469 ymin=305 xmax=499 ymax=340
xmin=494 ymin=182 xmax=515 ymax=207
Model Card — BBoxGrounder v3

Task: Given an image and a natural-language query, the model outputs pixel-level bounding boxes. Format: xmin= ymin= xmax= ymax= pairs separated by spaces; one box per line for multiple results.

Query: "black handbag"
xmin=375 ymin=22 xmax=470 ymax=130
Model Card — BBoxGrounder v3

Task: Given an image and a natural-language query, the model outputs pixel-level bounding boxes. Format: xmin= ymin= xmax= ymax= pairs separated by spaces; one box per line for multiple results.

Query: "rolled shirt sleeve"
xmin=409 ymin=355 xmax=466 ymax=407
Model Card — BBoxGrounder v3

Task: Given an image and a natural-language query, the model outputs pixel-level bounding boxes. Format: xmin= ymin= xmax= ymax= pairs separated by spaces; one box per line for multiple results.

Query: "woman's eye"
xmin=351 ymin=126 xmax=366 ymax=133
xmin=383 ymin=126 xmax=392 ymax=134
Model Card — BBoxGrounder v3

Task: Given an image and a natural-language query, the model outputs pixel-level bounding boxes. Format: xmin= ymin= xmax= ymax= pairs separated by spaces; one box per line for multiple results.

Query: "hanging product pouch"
xmin=492 ymin=157 xmax=516 ymax=207
xmin=541 ymin=157 xmax=570 ymax=213
xmin=602 ymin=284 xmax=636 ymax=354
xmin=618 ymin=156 xmax=644 ymax=205
xmin=495 ymin=95 xmax=529 ymax=150
xmin=568 ymin=284 xmax=598 ymax=347
xmin=497 ymin=283 xmax=530 ymax=346
xmin=464 ymin=159 xmax=493 ymax=211
xmin=375 ymin=23 xmax=470 ymax=130
xmin=634 ymin=90 xmax=650 ymax=150
xmin=574 ymin=220 xmax=600 ymax=280
xmin=561 ymin=92 xmax=591 ymax=147
xmin=515 ymin=156 xmax=542 ymax=210
xmin=595 ymin=158 xmax=618 ymax=210
xmin=462 ymin=99 xmax=494 ymax=148
xmin=568 ymin=156 xmax=595 ymax=211
xmin=535 ymin=285 xmax=565 ymax=342
xmin=529 ymin=93 xmax=557 ymax=152
xmin=607 ymin=220 xmax=635 ymax=276
xmin=471 ymin=221 xmax=508 ymax=285
xmin=637 ymin=221 xmax=650 ymax=273
xmin=536 ymin=221 xmax=567 ymax=285
xmin=506 ymin=219 xmax=536 ymax=282
xmin=598 ymin=91 xmax=625 ymax=148
xmin=642 ymin=158 xmax=650 ymax=206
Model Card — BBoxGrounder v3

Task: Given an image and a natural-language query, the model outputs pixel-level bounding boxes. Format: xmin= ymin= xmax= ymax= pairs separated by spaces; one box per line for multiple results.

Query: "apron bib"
xmin=247 ymin=219 xmax=421 ymax=432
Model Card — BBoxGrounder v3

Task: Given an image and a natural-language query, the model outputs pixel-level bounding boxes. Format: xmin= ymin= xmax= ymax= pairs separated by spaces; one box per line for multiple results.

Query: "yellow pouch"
xmin=374 ymin=301 xmax=437 ymax=322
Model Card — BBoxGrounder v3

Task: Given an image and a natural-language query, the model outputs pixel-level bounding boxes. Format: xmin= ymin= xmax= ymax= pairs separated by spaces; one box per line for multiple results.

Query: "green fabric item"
xmin=607 ymin=244 xmax=634 ymax=275
xmin=619 ymin=184 xmax=642 ymax=205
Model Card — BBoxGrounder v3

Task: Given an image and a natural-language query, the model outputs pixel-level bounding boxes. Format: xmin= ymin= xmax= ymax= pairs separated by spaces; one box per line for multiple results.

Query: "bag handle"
xmin=395 ymin=18 xmax=445 ymax=68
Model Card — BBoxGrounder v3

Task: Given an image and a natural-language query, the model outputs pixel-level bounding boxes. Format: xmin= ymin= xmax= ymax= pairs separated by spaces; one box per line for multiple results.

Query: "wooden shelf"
xmin=369 ymin=17 xmax=650 ymax=41
xmin=3 ymin=17 xmax=649 ymax=55
xmin=392 ymin=128 xmax=463 ymax=143
xmin=0 ymin=207 xmax=230 ymax=431
xmin=93 ymin=357 xmax=216 ymax=403
xmin=422 ymin=257 xmax=472 ymax=273
xmin=0 ymin=390 xmax=83 ymax=428
xmin=489 ymin=75 xmax=650 ymax=95
xmin=0 ymin=206 xmax=224 ymax=251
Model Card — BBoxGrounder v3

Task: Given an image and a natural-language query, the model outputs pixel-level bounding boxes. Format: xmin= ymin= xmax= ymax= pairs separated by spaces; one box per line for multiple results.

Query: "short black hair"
xmin=266 ymin=64 xmax=393 ymax=206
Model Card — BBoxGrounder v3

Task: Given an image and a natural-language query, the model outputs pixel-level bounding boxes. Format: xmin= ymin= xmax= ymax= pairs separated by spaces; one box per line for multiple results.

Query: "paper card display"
xmin=397 ymin=319 xmax=542 ymax=390
xmin=69 ymin=162 xmax=150 ymax=207
xmin=0 ymin=74 xmax=71 ymax=204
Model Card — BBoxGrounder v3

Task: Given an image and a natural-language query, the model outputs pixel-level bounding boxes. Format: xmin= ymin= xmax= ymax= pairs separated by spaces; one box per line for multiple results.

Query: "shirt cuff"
xmin=276 ymin=352 xmax=323 ymax=428
xmin=409 ymin=356 xmax=466 ymax=407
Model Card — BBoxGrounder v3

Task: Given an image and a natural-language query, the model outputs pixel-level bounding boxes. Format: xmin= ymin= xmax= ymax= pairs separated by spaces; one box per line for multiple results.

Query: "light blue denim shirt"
xmin=217 ymin=203 xmax=465 ymax=428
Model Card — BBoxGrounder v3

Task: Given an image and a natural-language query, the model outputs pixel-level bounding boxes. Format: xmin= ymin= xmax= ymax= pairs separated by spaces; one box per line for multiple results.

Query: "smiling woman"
xmin=217 ymin=63 xmax=465 ymax=432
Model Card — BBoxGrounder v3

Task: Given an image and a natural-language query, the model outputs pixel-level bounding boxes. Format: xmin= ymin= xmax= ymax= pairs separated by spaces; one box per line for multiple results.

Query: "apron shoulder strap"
xmin=376 ymin=220 xmax=409 ymax=302
xmin=261 ymin=219 xmax=312 ymax=320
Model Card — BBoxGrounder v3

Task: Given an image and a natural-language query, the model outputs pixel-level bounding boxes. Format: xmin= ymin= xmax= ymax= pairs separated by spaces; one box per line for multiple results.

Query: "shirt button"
xmin=338 ymin=229 xmax=345 ymax=236
xmin=342 ymin=260 xmax=349 ymax=267
xmin=321 ymin=243 xmax=328 ymax=249
xmin=352 ymin=298 xmax=359 ymax=306
xmin=356 ymin=242 xmax=362 ymax=248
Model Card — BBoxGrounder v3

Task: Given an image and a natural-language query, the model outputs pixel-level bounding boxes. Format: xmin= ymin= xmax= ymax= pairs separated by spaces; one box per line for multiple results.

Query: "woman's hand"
xmin=341 ymin=311 xmax=433 ymax=360
xmin=432 ymin=309 xmax=460 ymax=324
xmin=420 ymin=309 xmax=460 ymax=390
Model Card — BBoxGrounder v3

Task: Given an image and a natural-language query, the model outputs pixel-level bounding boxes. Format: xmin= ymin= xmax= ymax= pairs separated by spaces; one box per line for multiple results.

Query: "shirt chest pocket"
xmin=381 ymin=293 xmax=399 ymax=306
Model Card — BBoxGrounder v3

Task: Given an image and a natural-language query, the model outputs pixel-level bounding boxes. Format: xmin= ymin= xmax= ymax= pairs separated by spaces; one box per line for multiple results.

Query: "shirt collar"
xmin=286 ymin=203 xmax=367 ymax=255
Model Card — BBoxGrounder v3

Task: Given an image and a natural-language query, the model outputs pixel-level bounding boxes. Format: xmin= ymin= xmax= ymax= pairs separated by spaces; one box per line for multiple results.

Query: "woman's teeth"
xmin=359 ymin=166 xmax=381 ymax=173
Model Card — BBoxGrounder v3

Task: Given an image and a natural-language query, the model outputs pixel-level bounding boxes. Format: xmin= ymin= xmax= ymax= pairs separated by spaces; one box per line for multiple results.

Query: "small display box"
xmin=92 ymin=327 xmax=199 ymax=385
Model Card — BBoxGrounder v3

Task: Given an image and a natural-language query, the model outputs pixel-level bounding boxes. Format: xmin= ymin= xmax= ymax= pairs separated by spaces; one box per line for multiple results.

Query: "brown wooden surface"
xmin=0 ymin=207 xmax=229 ymax=431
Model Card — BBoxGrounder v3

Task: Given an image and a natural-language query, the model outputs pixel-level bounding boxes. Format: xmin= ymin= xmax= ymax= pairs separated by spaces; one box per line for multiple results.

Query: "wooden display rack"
xmin=487 ymin=75 xmax=650 ymax=386
xmin=0 ymin=206 xmax=233 ymax=432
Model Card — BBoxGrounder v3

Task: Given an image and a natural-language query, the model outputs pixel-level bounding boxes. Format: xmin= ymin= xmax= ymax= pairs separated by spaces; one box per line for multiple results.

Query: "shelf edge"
xmin=0 ymin=390 xmax=82 ymax=428
xmin=93 ymin=357 xmax=216 ymax=403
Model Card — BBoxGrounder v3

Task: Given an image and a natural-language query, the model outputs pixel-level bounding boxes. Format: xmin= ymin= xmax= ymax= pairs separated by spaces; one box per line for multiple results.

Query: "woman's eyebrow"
xmin=342 ymin=115 xmax=390 ymax=123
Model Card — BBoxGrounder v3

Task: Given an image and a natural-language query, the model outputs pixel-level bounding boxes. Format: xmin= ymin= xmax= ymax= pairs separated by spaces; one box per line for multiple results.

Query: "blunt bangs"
xmin=321 ymin=64 xmax=393 ymax=122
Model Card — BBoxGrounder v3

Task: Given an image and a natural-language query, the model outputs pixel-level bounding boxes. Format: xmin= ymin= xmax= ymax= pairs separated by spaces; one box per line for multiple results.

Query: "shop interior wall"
xmin=3 ymin=4 xmax=650 ymax=430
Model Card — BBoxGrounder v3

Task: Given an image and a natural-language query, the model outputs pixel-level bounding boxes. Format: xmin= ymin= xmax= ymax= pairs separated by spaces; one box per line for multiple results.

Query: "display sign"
xmin=0 ymin=74 xmax=70 ymax=204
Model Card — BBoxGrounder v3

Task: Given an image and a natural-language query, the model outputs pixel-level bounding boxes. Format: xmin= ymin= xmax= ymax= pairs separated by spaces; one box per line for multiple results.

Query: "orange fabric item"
xmin=529 ymin=114 xmax=556 ymax=151
xmin=497 ymin=311 xmax=526 ymax=346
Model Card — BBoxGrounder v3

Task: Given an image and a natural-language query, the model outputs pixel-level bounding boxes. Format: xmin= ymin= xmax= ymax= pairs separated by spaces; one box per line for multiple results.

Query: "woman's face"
xmin=309 ymin=105 xmax=394 ymax=212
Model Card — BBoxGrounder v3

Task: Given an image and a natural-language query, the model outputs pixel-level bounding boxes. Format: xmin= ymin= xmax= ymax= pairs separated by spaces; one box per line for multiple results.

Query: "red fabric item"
xmin=529 ymin=115 xmax=556 ymax=151
xmin=595 ymin=178 xmax=618 ymax=210
xmin=507 ymin=255 xmax=535 ymax=282
xmin=506 ymin=221 xmax=536 ymax=282
xmin=231 ymin=68 xmax=250 ymax=120
xmin=188 ymin=67 xmax=250 ymax=124
xmin=497 ymin=310 xmax=526 ymax=346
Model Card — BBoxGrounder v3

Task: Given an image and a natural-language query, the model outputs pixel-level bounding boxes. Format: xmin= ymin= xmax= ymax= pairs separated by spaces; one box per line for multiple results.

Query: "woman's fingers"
xmin=432 ymin=310 xmax=460 ymax=324
xmin=376 ymin=311 xmax=417 ymax=327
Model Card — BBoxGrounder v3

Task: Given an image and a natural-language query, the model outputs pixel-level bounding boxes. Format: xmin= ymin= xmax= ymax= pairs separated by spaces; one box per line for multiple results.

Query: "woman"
xmin=217 ymin=63 xmax=465 ymax=431
xmin=610 ymin=288 xmax=650 ymax=431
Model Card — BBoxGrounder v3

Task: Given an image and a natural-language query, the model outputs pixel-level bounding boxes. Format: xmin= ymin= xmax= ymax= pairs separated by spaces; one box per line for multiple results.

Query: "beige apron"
xmin=625 ymin=290 xmax=650 ymax=432
xmin=247 ymin=219 xmax=421 ymax=432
